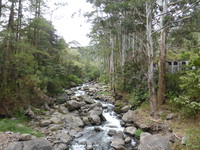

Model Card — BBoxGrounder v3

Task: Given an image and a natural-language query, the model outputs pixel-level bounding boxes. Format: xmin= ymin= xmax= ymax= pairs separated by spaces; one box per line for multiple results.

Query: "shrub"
xmin=134 ymin=129 xmax=143 ymax=139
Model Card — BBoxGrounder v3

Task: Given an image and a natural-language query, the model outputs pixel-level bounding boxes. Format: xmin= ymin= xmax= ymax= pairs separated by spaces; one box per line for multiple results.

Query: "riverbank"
xmin=1 ymin=82 xmax=199 ymax=150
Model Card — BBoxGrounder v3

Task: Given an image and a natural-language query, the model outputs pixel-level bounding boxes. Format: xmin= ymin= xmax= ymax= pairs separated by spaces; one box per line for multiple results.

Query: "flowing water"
xmin=68 ymin=85 xmax=137 ymax=150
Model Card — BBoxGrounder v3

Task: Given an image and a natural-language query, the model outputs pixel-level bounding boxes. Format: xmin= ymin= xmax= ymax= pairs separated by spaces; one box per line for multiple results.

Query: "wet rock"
xmin=110 ymin=137 xmax=125 ymax=150
xmin=124 ymin=126 xmax=137 ymax=135
xmin=94 ymin=127 xmax=103 ymax=132
xmin=108 ymin=129 xmax=116 ymax=136
xmin=87 ymin=141 xmax=93 ymax=150
xmin=69 ymin=130 xmax=78 ymax=137
xmin=90 ymin=114 xmax=101 ymax=125
xmin=5 ymin=138 xmax=52 ymax=150
xmin=56 ymin=133 xmax=72 ymax=143
xmin=122 ymin=110 xmax=136 ymax=123
xmin=90 ymin=102 xmax=103 ymax=109
xmin=121 ymin=105 xmax=131 ymax=113
xmin=54 ymin=143 xmax=68 ymax=150
xmin=79 ymin=95 xmax=95 ymax=104
xmin=89 ymin=107 xmax=103 ymax=116
xmin=19 ymin=134 xmax=32 ymax=141
xmin=40 ymin=120 xmax=52 ymax=127
xmin=65 ymin=90 xmax=74 ymax=95
xmin=138 ymin=134 xmax=171 ymax=150
xmin=65 ymin=100 xmax=83 ymax=111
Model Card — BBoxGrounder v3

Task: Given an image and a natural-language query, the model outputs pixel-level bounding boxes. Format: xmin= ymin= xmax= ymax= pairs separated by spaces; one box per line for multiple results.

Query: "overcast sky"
xmin=50 ymin=0 xmax=93 ymax=46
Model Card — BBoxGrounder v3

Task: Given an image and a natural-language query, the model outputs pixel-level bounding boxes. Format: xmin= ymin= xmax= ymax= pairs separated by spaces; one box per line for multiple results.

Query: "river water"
xmin=68 ymin=85 xmax=137 ymax=150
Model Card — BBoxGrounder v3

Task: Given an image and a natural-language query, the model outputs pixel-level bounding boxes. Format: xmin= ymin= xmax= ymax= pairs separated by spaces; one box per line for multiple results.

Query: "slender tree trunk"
xmin=121 ymin=33 xmax=126 ymax=86
xmin=16 ymin=0 xmax=22 ymax=43
xmin=146 ymin=2 xmax=157 ymax=114
xmin=157 ymin=0 xmax=168 ymax=105
xmin=109 ymin=34 xmax=115 ymax=93
xmin=0 ymin=0 xmax=2 ymax=21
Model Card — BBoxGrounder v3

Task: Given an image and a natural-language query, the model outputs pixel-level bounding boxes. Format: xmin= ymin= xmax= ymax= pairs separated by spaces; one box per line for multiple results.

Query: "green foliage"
xmin=0 ymin=119 xmax=43 ymax=137
xmin=97 ymin=91 xmax=110 ymax=95
xmin=134 ymin=129 xmax=143 ymax=139
xmin=172 ymin=56 xmax=200 ymax=115
xmin=128 ymin=87 xmax=148 ymax=109
xmin=98 ymin=73 xmax=109 ymax=84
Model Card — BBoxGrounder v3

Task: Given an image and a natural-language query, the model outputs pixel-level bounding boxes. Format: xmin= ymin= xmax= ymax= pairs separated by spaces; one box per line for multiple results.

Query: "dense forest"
xmin=85 ymin=0 xmax=200 ymax=115
xmin=0 ymin=0 xmax=199 ymax=149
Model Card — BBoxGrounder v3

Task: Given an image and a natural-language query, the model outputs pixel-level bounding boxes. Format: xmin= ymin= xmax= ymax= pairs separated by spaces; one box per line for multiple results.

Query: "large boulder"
xmin=110 ymin=137 xmax=125 ymax=150
xmin=79 ymin=95 xmax=95 ymax=104
xmin=5 ymin=138 xmax=52 ymax=150
xmin=122 ymin=110 xmax=136 ymax=123
xmin=65 ymin=100 xmax=83 ymax=111
xmin=90 ymin=114 xmax=101 ymax=125
xmin=138 ymin=134 xmax=172 ymax=150
xmin=64 ymin=115 xmax=84 ymax=127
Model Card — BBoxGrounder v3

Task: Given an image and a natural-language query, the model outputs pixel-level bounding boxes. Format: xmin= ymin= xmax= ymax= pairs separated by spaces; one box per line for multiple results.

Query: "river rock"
xmin=82 ymin=116 xmax=90 ymax=125
xmin=40 ymin=120 xmax=52 ymax=127
xmin=56 ymin=133 xmax=72 ymax=143
xmin=124 ymin=126 xmax=137 ymax=135
xmin=89 ymin=107 xmax=103 ymax=116
xmin=19 ymin=134 xmax=32 ymax=141
xmin=125 ymin=137 xmax=131 ymax=143
xmin=108 ymin=129 xmax=116 ymax=136
xmin=65 ymin=115 xmax=84 ymax=127
xmin=140 ymin=132 xmax=151 ymax=141
xmin=110 ymin=137 xmax=125 ymax=150
xmin=79 ymin=95 xmax=95 ymax=104
xmin=121 ymin=105 xmax=131 ymax=113
xmin=90 ymin=102 xmax=103 ymax=109
xmin=59 ymin=105 xmax=69 ymax=114
xmin=90 ymin=114 xmax=101 ymax=125
xmin=122 ymin=110 xmax=136 ymax=123
xmin=49 ymin=125 xmax=63 ymax=131
xmin=50 ymin=117 xmax=62 ymax=124
xmin=138 ymin=134 xmax=172 ymax=150
xmin=65 ymin=100 xmax=83 ymax=111
xmin=5 ymin=138 xmax=52 ymax=150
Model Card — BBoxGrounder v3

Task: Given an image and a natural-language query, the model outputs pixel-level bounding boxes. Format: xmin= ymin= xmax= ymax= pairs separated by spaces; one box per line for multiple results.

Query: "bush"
xmin=134 ymin=129 xmax=143 ymax=139
xmin=172 ymin=56 xmax=200 ymax=115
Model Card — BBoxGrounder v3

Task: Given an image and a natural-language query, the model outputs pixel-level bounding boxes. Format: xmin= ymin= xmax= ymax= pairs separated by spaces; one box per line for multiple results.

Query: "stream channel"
xmin=68 ymin=84 xmax=137 ymax=150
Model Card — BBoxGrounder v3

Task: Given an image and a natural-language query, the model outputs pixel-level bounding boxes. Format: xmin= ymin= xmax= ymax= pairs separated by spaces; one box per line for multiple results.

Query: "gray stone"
xmin=89 ymin=107 xmax=103 ymax=116
xmin=125 ymin=137 xmax=131 ymax=143
xmin=138 ymin=134 xmax=171 ymax=150
xmin=82 ymin=116 xmax=90 ymax=125
xmin=80 ymin=95 xmax=95 ymax=104
xmin=40 ymin=120 xmax=52 ymax=127
xmin=5 ymin=138 xmax=52 ymax=150
xmin=140 ymin=132 xmax=151 ymax=141
xmin=107 ymin=129 xmax=116 ymax=136
xmin=124 ymin=126 xmax=137 ymax=135
xmin=50 ymin=117 xmax=61 ymax=124
xmin=121 ymin=105 xmax=131 ymax=113
xmin=56 ymin=133 xmax=72 ymax=143
xmin=94 ymin=127 xmax=103 ymax=132
xmin=90 ymin=114 xmax=101 ymax=125
xmin=65 ymin=115 xmax=84 ymax=127
xmin=49 ymin=125 xmax=63 ymax=131
xmin=110 ymin=137 xmax=125 ymax=150
xmin=65 ymin=100 xmax=83 ymax=111
xmin=122 ymin=110 xmax=136 ymax=123
xmin=90 ymin=102 xmax=103 ymax=109
xmin=168 ymin=133 xmax=175 ymax=143
xmin=19 ymin=134 xmax=32 ymax=141
xmin=59 ymin=105 xmax=69 ymax=114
